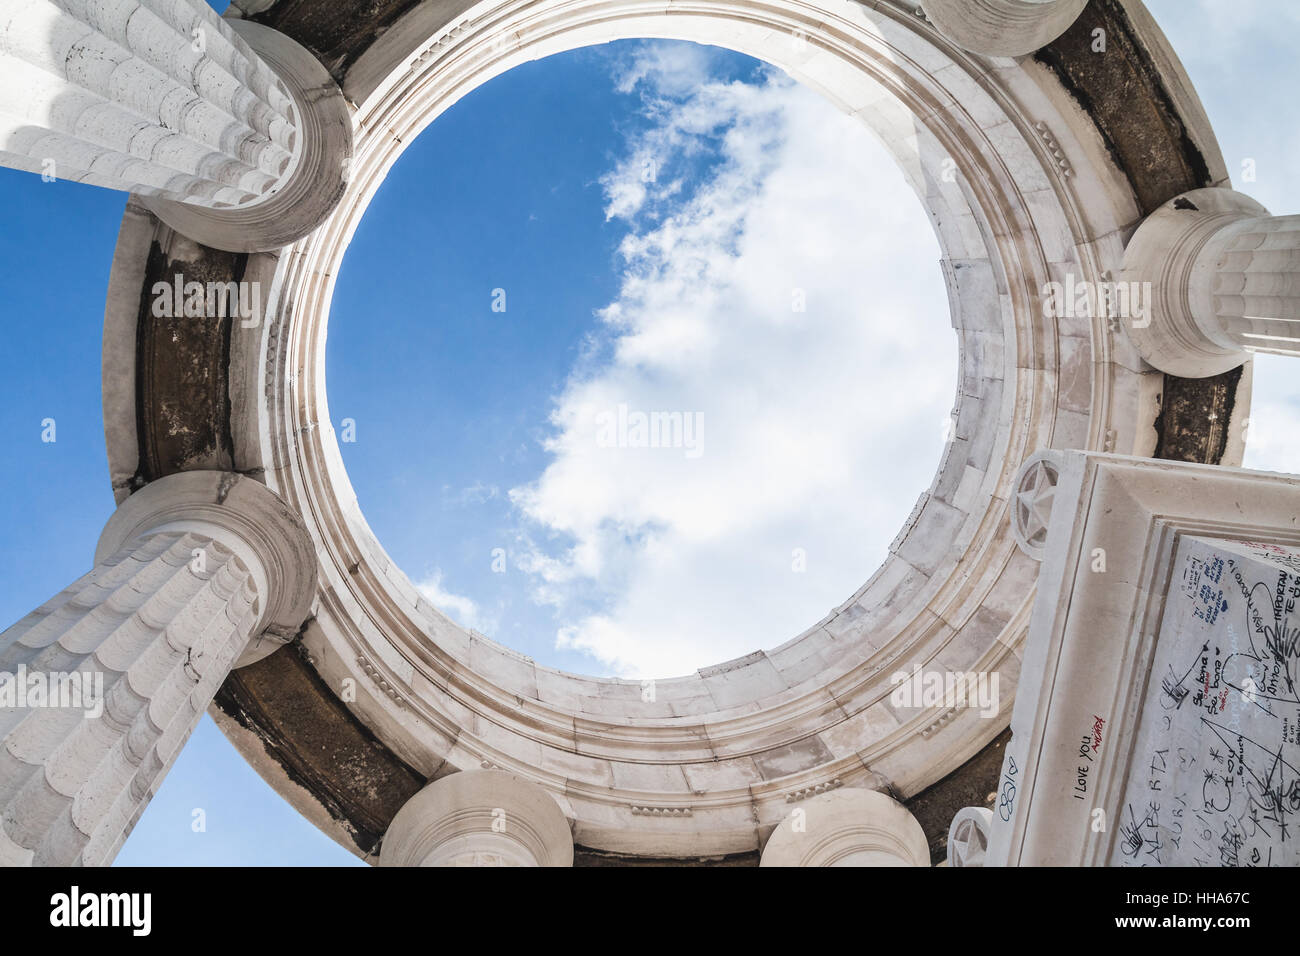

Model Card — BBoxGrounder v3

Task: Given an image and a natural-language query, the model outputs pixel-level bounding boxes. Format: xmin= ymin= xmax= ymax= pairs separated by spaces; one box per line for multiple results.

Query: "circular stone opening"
xmin=96 ymin=0 xmax=1203 ymax=856
xmin=326 ymin=39 xmax=957 ymax=678
xmin=253 ymin=0 xmax=1122 ymax=854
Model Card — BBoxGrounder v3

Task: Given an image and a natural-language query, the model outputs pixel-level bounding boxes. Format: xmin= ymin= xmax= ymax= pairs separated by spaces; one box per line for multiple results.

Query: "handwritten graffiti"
xmin=1113 ymin=538 xmax=1300 ymax=867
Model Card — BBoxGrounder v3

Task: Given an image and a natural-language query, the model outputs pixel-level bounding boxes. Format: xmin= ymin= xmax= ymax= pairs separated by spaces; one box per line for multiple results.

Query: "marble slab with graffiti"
xmin=1111 ymin=536 xmax=1300 ymax=866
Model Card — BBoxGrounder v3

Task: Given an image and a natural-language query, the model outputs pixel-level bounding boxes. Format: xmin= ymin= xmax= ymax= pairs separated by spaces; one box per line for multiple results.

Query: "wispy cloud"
xmin=416 ymin=570 xmax=497 ymax=635
xmin=611 ymin=41 xmax=717 ymax=96
xmin=508 ymin=43 xmax=955 ymax=677
xmin=1243 ymin=356 xmax=1300 ymax=474
xmin=441 ymin=481 xmax=501 ymax=507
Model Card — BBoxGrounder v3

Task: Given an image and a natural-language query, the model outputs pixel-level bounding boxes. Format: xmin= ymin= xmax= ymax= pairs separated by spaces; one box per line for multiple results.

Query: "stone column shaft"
xmin=1195 ymin=216 xmax=1300 ymax=353
xmin=0 ymin=0 xmax=353 ymax=251
xmin=920 ymin=0 xmax=1088 ymax=58
xmin=0 ymin=0 xmax=298 ymax=208
xmin=0 ymin=531 xmax=258 ymax=866
xmin=0 ymin=472 xmax=315 ymax=866
xmin=1122 ymin=187 xmax=1300 ymax=377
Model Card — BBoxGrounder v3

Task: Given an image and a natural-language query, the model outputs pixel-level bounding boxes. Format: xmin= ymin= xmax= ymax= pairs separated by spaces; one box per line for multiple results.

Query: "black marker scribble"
xmin=1202 ymin=717 xmax=1300 ymax=845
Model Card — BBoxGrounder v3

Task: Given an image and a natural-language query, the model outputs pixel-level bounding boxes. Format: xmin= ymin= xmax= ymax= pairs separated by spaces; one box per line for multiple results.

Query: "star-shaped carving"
xmin=950 ymin=817 xmax=988 ymax=867
xmin=948 ymin=808 xmax=993 ymax=867
xmin=1015 ymin=460 xmax=1059 ymax=547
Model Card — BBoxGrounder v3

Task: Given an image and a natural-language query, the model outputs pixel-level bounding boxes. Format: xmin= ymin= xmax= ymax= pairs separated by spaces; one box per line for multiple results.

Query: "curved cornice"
xmin=101 ymin=0 xmax=1244 ymax=861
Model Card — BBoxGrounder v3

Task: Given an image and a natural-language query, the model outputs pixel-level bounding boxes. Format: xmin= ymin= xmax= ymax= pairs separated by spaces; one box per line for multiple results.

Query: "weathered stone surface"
xmin=1154 ymin=365 xmax=1244 ymax=465
xmin=1033 ymin=0 xmax=1214 ymax=217
xmin=213 ymin=638 xmax=426 ymax=856
xmin=79 ymin=0 xmax=1266 ymax=865
xmin=907 ymin=728 xmax=1009 ymax=863
xmin=236 ymin=0 xmax=428 ymax=82
xmin=574 ymin=847 xmax=759 ymax=866
xmin=130 ymin=241 xmax=246 ymax=489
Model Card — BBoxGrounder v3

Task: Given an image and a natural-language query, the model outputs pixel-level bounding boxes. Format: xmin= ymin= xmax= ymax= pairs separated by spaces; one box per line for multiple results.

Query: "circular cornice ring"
xmin=100 ymin=0 xmax=1243 ymax=860
xmin=260 ymin=0 xmax=1134 ymax=856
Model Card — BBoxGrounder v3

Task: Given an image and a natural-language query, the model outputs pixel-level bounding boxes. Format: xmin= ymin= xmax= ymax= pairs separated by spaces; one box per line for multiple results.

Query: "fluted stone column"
xmin=760 ymin=789 xmax=931 ymax=866
xmin=0 ymin=1 xmax=352 ymax=252
xmin=380 ymin=770 xmax=574 ymax=867
xmin=0 ymin=472 xmax=316 ymax=866
xmin=1121 ymin=187 xmax=1300 ymax=377
xmin=920 ymin=0 xmax=1088 ymax=57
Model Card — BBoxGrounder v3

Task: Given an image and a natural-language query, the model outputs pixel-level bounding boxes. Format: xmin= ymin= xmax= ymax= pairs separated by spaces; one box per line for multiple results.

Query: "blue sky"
xmin=328 ymin=39 xmax=953 ymax=679
xmin=0 ymin=1 xmax=1294 ymax=866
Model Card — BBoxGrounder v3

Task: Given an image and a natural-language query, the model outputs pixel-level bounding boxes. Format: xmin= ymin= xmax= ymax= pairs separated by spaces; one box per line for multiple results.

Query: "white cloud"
xmin=1243 ymin=356 xmax=1300 ymax=475
xmin=442 ymin=481 xmax=500 ymax=506
xmin=416 ymin=570 xmax=497 ymax=635
xmin=509 ymin=45 xmax=955 ymax=678
xmin=611 ymin=41 xmax=717 ymax=96
xmin=1159 ymin=0 xmax=1300 ymax=59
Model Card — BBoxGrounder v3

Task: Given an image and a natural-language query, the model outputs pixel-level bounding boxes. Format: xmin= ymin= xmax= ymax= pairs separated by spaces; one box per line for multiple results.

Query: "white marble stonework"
xmin=0 ymin=0 xmax=352 ymax=250
xmin=1109 ymin=536 xmax=1300 ymax=867
xmin=0 ymin=472 xmax=315 ymax=866
xmin=1122 ymin=187 xmax=1300 ymax=377
xmin=760 ymin=788 xmax=931 ymax=866
xmin=961 ymin=451 xmax=1300 ymax=867
xmin=920 ymin=0 xmax=1088 ymax=57
xmin=0 ymin=0 xmax=295 ymax=204
xmin=0 ymin=0 xmax=1270 ymax=866
xmin=380 ymin=770 xmax=574 ymax=867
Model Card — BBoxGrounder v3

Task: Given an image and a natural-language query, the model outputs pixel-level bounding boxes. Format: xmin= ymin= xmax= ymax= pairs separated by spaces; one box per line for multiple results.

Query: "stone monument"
xmin=0 ymin=0 xmax=1295 ymax=866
